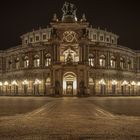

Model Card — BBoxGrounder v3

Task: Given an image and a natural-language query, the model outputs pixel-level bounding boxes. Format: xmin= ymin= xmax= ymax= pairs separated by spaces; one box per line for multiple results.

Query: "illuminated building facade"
xmin=0 ymin=2 xmax=140 ymax=96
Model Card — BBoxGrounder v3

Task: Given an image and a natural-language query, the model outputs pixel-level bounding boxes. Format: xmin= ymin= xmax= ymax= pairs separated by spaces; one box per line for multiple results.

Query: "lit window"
xmin=45 ymin=54 xmax=51 ymax=66
xmin=110 ymin=56 xmax=116 ymax=68
xmin=34 ymin=55 xmax=40 ymax=67
xmin=24 ymin=56 xmax=29 ymax=68
xmin=120 ymin=57 xmax=125 ymax=69
xmin=88 ymin=54 xmax=94 ymax=67
xmin=99 ymin=55 xmax=105 ymax=67
xmin=15 ymin=58 xmax=20 ymax=69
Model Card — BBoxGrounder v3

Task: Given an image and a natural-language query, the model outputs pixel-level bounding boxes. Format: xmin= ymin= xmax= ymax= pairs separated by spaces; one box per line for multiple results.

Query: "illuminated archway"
xmin=63 ymin=72 xmax=77 ymax=95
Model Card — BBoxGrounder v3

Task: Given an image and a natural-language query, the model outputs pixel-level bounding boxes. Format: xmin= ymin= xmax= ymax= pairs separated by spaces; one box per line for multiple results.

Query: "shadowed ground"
xmin=0 ymin=97 xmax=139 ymax=140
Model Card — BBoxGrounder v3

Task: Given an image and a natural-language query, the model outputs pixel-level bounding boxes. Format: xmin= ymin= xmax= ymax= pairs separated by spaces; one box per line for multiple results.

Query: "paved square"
xmin=0 ymin=97 xmax=140 ymax=139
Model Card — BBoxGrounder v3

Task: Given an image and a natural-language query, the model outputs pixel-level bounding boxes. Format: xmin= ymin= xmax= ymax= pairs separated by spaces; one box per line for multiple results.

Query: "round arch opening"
xmin=63 ymin=72 xmax=77 ymax=95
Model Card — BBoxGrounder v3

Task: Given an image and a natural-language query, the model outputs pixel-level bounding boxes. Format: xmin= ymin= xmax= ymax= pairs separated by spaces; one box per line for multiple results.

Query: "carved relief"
xmin=62 ymin=31 xmax=78 ymax=43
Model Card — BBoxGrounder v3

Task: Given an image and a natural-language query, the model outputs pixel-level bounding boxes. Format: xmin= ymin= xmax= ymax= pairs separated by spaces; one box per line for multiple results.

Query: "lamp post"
xmin=131 ymin=81 xmax=136 ymax=95
xmin=11 ymin=80 xmax=18 ymax=95
xmin=137 ymin=82 xmax=140 ymax=95
xmin=112 ymin=80 xmax=117 ymax=95
xmin=99 ymin=79 xmax=106 ymax=95
xmin=22 ymin=80 xmax=29 ymax=95
xmin=89 ymin=78 xmax=94 ymax=95
xmin=46 ymin=78 xmax=51 ymax=95
xmin=33 ymin=79 xmax=41 ymax=95
xmin=121 ymin=80 xmax=128 ymax=95
xmin=4 ymin=81 xmax=9 ymax=95
xmin=0 ymin=82 xmax=3 ymax=95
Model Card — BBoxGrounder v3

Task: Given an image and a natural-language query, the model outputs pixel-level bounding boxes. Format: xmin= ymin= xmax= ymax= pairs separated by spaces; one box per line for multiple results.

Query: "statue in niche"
xmin=66 ymin=50 xmax=73 ymax=64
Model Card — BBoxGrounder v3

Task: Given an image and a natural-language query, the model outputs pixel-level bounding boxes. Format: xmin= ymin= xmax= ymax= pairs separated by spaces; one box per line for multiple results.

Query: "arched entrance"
xmin=63 ymin=72 xmax=77 ymax=95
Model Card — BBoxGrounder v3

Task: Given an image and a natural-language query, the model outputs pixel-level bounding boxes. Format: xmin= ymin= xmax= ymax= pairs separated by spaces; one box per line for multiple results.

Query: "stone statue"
xmin=62 ymin=1 xmax=77 ymax=17
xmin=66 ymin=50 xmax=73 ymax=64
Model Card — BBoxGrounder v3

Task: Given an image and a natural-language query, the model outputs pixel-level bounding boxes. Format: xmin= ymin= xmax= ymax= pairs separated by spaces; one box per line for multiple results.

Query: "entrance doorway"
xmin=66 ymin=81 xmax=73 ymax=95
xmin=63 ymin=72 xmax=77 ymax=95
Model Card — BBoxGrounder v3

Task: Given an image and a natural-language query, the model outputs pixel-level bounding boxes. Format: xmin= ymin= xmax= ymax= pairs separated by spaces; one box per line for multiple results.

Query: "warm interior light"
xmin=0 ymin=82 xmax=3 ymax=86
xmin=99 ymin=79 xmax=106 ymax=85
xmin=73 ymin=79 xmax=77 ymax=89
xmin=89 ymin=78 xmax=94 ymax=85
xmin=34 ymin=79 xmax=41 ymax=85
xmin=4 ymin=81 xmax=9 ymax=86
xmin=22 ymin=80 xmax=29 ymax=85
xmin=46 ymin=78 xmax=51 ymax=85
xmin=121 ymin=80 xmax=128 ymax=86
xmin=112 ymin=80 xmax=117 ymax=85
xmin=131 ymin=81 xmax=136 ymax=86
xmin=137 ymin=82 xmax=140 ymax=86
xmin=11 ymin=80 xmax=18 ymax=86
xmin=63 ymin=72 xmax=77 ymax=95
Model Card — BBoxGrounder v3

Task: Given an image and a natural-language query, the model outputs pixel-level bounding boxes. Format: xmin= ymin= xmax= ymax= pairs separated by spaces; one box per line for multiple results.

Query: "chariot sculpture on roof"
xmin=62 ymin=1 xmax=77 ymax=20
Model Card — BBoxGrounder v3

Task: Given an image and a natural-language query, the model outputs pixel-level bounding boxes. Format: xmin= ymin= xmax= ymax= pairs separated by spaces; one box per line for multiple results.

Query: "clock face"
xmin=63 ymin=31 xmax=77 ymax=43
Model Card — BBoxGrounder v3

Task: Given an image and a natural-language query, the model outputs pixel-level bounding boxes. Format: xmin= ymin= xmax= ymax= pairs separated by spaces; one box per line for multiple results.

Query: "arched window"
xmin=45 ymin=54 xmax=51 ymax=66
xmin=120 ymin=57 xmax=125 ymax=69
xmin=88 ymin=54 xmax=94 ymax=67
xmin=63 ymin=48 xmax=78 ymax=63
xmin=15 ymin=58 xmax=20 ymax=69
xmin=34 ymin=55 xmax=40 ymax=67
xmin=127 ymin=59 xmax=131 ymax=70
xmin=24 ymin=56 xmax=29 ymax=68
xmin=9 ymin=60 xmax=12 ymax=70
xmin=99 ymin=55 xmax=106 ymax=67
xmin=110 ymin=56 xmax=116 ymax=68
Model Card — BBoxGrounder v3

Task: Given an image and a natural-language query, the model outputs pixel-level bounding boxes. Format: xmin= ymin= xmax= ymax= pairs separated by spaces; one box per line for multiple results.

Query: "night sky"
xmin=0 ymin=0 xmax=140 ymax=50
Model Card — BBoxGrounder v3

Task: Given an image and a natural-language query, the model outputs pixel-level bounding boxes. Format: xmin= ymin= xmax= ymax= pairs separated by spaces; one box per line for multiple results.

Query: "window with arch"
xmin=88 ymin=54 xmax=94 ymax=67
xmin=99 ymin=55 xmax=106 ymax=67
xmin=45 ymin=54 xmax=51 ymax=66
xmin=15 ymin=58 xmax=20 ymax=69
xmin=120 ymin=57 xmax=125 ymax=69
xmin=110 ymin=56 xmax=116 ymax=68
xmin=63 ymin=48 xmax=78 ymax=63
xmin=34 ymin=55 xmax=40 ymax=67
xmin=9 ymin=60 xmax=12 ymax=70
xmin=127 ymin=59 xmax=131 ymax=70
xmin=24 ymin=56 xmax=29 ymax=68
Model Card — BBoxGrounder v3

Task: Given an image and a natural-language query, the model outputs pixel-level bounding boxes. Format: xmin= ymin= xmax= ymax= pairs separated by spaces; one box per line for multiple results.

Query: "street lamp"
xmin=0 ymin=82 xmax=3 ymax=95
xmin=121 ymin=80 xmax=128 ymax=95
xmin=11 ymin=80 xmax=18 ymax=95
xmin=99 ymin=79 xmax=106 ymax=85
xmin=131 ymin=81 xmax=136 ymax=95
xmin=112 ymin=80 xmax=117 ymax=94
xmin=22 ymin=80 xmax=29 ymax=95
xmin=4 ymin=81 xmax=9 ymax=94
xmin=99 ymin=79 xmax=106 ymax=95
xmin=137 ymin=82 xmax=140 ymax=95
xmin=33 ymin=79 xmax=41 ymax=95
xmin=46 ymin=78 xmax=51 ymax=86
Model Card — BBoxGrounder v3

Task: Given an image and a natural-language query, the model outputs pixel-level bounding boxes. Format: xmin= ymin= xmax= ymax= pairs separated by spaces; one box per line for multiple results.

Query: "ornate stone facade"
xmin=0 ymin=2 xmax=140 ymax=96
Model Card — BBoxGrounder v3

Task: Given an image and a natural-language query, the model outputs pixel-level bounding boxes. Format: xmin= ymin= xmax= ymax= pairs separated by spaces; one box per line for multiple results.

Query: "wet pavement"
xmin=0 ymin=97 xmax=140 ymax=139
